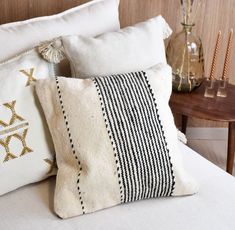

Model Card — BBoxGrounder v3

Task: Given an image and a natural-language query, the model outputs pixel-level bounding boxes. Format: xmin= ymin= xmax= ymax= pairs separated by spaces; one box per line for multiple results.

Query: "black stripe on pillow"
xmin=93 ymin=71 xmax=175 ymax=203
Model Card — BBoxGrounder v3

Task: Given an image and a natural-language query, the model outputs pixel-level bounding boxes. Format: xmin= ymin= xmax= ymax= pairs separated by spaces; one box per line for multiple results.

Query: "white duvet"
xmin=0 ymin=142 xmax=235 ymax=230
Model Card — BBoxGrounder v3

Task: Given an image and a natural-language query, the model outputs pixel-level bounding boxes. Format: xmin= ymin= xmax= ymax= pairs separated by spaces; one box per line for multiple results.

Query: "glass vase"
xmin=166 ymin=23 xmax=204 ymax=93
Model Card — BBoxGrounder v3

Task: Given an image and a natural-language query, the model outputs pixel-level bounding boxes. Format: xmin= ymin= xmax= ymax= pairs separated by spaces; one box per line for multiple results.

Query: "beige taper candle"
xmin=222 ymin=29 xmax=234 ymax=80
xmin=209 ymin=31 xmax=222 ymax=80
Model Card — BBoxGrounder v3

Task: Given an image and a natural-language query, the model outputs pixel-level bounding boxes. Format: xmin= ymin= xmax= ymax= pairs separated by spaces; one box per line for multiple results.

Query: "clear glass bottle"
xmin=166 ymin=23 xmax=204 ymax=92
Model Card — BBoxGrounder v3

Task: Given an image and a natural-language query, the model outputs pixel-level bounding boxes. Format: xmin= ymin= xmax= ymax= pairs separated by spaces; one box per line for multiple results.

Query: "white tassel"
xmin=38 ymin=39 xmax=65 ymax=64
xmin=177 ymin=129 xmax=187 ymax=144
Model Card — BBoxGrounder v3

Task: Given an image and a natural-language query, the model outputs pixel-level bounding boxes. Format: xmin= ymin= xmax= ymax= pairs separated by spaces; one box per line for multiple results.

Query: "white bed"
xmin=1 ymin=1 xmax=235 ymax=228
xmin=1 ymin=142 xmax=234 ymax=230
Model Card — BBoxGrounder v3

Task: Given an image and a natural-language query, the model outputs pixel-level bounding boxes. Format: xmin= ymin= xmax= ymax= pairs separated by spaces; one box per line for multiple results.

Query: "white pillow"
xmin=0 ymin=49 xmax=55 ymax=195
xmin=58 ymin=15 xmax=172 ymax=78
xmin=36 ymin=64 xmax=198 ymax=219
xmin=0 ymin=0 xmax=120 ymax=62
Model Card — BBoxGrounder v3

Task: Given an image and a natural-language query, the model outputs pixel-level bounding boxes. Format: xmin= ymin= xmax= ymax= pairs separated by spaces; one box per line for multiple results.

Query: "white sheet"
xmin=0 ymin=143 xmax=235 ymax=230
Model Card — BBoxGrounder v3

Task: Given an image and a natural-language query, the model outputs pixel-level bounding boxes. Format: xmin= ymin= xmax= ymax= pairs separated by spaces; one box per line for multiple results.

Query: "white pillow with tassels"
xmin=0 ymin=0 xmax=120 ymax=63
xmin=38 ymin=15 xmax=172 ymax=78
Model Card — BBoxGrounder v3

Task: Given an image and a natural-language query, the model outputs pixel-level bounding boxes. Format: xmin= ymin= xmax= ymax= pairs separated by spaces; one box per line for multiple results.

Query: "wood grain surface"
xmin=0 ymin=0 xmax=234 ymax=127
xmin=170 ymin=82 xmax=235 ymax=122
xmin=1 ymin=0 xmax=234 ymax=83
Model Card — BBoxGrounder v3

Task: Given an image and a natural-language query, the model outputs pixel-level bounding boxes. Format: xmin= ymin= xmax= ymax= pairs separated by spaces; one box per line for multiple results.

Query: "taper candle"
xmin=209 ymin=31 xmax=222 ymax=80
xmin=222 ymin=29 xmax=234 ymax=80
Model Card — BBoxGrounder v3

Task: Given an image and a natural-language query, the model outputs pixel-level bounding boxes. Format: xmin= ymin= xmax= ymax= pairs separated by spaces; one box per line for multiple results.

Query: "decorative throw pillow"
xmin=0 ymin=0 xmax=120 ymax=63
xmin=42 ymin=15 xmax=172 ymax=78
xmin=36 ymin=63 xmax=198 ymax=219
xmin=0 ymin=49 xmax=56 ymax=195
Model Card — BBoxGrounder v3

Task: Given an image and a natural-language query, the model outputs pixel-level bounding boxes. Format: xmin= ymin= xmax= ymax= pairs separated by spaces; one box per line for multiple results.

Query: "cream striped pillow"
xmin=36 ymin=64 xmax=198 ymax=219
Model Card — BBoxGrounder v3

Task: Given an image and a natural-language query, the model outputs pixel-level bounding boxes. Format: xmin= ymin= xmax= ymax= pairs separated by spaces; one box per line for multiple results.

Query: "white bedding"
xmin=0 ymin=142 xmax=235 ymax=230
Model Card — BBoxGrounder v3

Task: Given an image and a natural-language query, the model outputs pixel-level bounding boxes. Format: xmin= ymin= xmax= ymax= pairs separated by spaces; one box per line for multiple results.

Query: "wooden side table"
xmin=169 ymin=82 xmax=235 ymax=175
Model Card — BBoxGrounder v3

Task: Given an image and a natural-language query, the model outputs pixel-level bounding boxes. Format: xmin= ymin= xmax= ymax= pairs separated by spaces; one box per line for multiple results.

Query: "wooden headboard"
xmin=1 ymin=0 xmax=235 ymax=127
xmin=1 ymin=0 xmax=235 ymax=84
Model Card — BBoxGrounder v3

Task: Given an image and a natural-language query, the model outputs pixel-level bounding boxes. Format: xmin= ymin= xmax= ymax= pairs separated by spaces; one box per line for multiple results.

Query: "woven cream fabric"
xmin=36 ymin=64 xmax=198 ymax=219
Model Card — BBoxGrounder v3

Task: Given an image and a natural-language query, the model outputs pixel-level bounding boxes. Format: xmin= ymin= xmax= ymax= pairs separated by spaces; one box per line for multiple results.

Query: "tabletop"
xmin=169 ymin=81 xmax=235 ymax=122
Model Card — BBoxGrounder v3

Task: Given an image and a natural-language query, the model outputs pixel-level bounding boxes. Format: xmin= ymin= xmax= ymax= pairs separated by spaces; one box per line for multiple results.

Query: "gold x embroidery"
xmin=0 ymin=129 xmax=33 ymax=162
xmin=0 ymin=120 xmax=8 ymax=128
xmin=44 ymin=157 xmax=57 ymax=175
xmin=13 ymin=129 xmax=33 ymax=156
xmin=0 ymin=122 xmax=28 ymax=136
xmin=19 ymin=68 xmax=37 ymax=86
xmin=0 ymin=100 xmax=33 ymax=163
xmin=0 ymin=136 xmax=17 ymax=162
xmin=2 ymin=101 xmax=24 ymax=126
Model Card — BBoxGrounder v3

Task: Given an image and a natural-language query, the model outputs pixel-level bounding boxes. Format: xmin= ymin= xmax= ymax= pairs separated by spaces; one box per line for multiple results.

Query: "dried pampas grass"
xmin=181 ymin=0 xmax=202 ymax=25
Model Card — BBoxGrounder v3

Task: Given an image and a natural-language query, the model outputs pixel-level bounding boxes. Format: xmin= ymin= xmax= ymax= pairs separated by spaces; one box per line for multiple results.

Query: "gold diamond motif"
xmin=0 ymin=101 xmax=33 ymax=163
xmin=19 ymin=68 xmax=37 ymax=86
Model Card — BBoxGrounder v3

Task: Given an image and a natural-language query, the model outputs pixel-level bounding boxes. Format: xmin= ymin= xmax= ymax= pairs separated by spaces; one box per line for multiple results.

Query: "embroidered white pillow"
xmin=0 ymin=49 xmax=55 ymax=195
xmin=56 ymin=15 xmax=172 ymax=78
xmin=0 ymin=0 xmax=120 ymax=62
xmin=36 ymin=63 xmax=198 ymax=219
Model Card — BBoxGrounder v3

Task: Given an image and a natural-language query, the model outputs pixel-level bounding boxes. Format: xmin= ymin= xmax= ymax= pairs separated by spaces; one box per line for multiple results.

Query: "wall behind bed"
xmin=1 ymin=0 xmax=234 ymax=127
